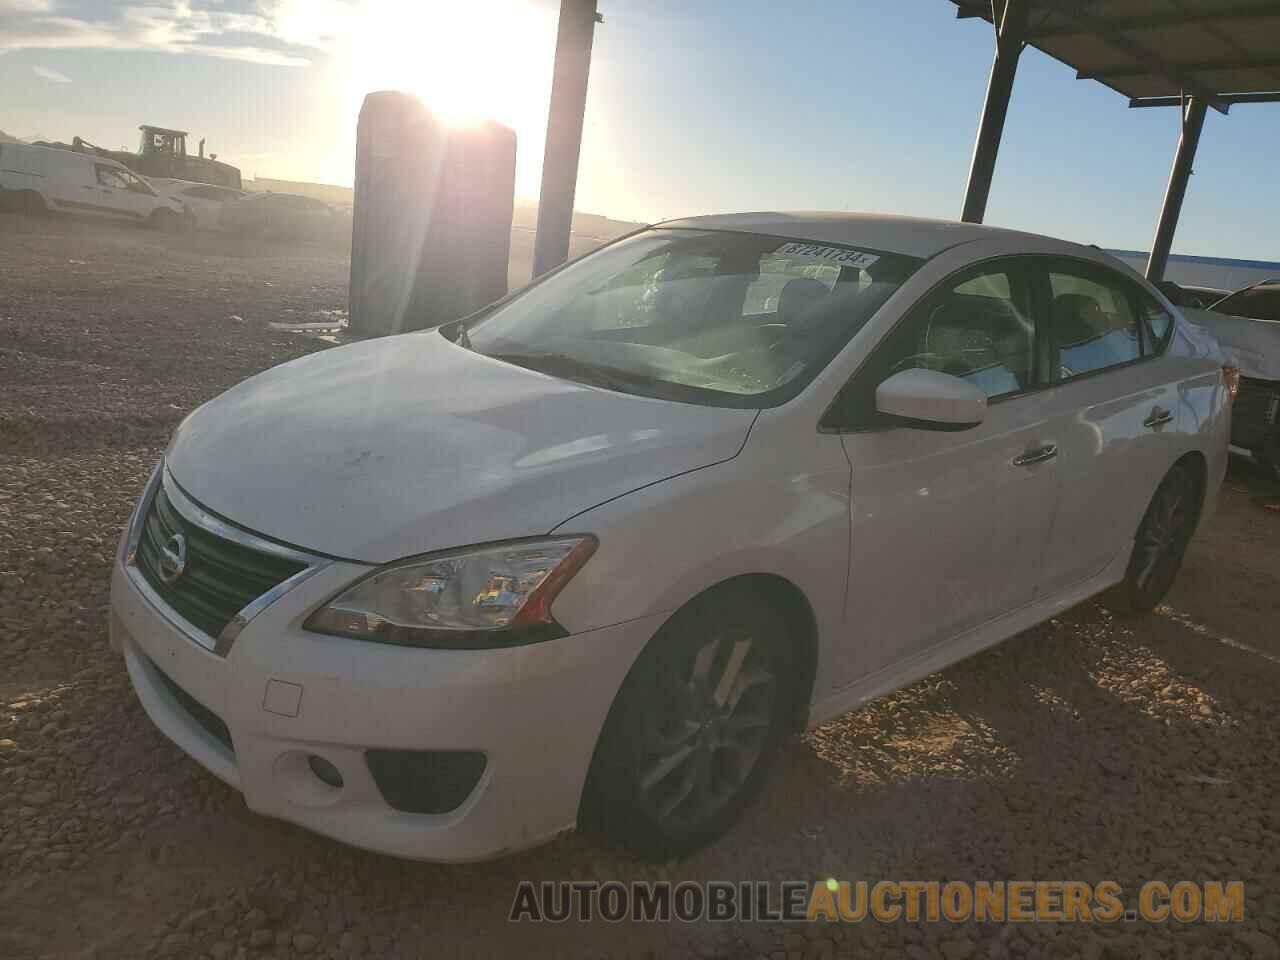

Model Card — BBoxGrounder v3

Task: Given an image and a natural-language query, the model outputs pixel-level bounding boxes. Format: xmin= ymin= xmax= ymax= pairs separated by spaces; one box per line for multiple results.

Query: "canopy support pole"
xmin=532 ymin=0 xmax=600 ymax=279
xmin=961 ymin=0 xmax=1027 ymax=224
xmin=1146 ymin=96 xmax=1208 ymax=283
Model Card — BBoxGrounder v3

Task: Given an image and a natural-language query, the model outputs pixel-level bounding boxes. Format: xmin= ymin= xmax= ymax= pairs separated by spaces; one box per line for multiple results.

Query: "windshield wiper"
xmin=484 ymin=351 xmax=662 ymax=395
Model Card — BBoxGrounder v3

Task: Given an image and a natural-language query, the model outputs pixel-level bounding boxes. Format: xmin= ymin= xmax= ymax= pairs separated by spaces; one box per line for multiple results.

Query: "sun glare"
xmin=346 ymin=0 xmax=554 ymax=130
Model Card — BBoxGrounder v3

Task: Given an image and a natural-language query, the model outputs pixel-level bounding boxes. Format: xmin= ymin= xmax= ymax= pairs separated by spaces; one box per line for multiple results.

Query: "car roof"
xmin=12 ymin=142 xmax=104 ymax=164
xmin=655 ymin=211 xmax=1060 ymax=260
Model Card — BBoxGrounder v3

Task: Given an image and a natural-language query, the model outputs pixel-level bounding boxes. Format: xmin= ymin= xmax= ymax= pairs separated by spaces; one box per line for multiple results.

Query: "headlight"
xmin=303 ymin=536 xmax=597 ymax=649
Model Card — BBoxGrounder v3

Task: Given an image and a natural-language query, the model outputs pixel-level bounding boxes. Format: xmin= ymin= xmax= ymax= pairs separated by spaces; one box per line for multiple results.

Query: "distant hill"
xmin=0 ymin=130 xmax=25 ymax=143
xmin=243 ymin=176 xmax=643 ymax=239
xmin=512 ymin=200 xmax=644 ymax=240
xmin=244 ymin=178 xmax=354 ymax=205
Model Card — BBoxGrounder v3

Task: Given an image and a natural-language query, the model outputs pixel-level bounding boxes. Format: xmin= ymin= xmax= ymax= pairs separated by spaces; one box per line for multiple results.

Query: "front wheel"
xmin=1111 ymin=464 xmax=1199 ymax=614
xmin=10 ymin=190 xmax=48 ymax=215
xmin=580 ymin=588 xmax=795 ymax=860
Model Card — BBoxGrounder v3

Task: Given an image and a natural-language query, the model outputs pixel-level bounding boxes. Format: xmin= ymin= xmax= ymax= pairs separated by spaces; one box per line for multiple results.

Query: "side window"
xmin=824 ymin=261 xmax=1036 ymax=431
xmin=95 ymin=165 xmax=131 ymax=189
xmin=888 ymin=266 xmax=1034 ymax=399
xmin=1048 ymin=269 xmax=1140 ymax=379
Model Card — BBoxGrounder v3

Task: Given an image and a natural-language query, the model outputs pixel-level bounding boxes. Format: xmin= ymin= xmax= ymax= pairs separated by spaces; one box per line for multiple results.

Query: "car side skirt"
xmin=807 ymin=545 xmax=1131 ymax=730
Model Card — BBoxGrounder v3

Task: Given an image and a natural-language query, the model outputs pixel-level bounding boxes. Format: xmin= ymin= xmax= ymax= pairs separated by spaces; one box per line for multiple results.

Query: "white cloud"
xmin=0 ymin=0 xmax=358 ymax=67
xmin=31 ymin=63 xmax=70 ymax=81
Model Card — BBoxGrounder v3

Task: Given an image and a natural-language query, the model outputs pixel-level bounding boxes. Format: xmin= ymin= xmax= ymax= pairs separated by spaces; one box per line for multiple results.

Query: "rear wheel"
xmin=149 ymin=208 xmax=182 ymax=232
xmin=581 ymin=589 xmax=795 ymax=860
xmin=1110 ymin=464 xmax=1199 ymax=614
xmin=12 ymin=190 xmax=47 ymax=215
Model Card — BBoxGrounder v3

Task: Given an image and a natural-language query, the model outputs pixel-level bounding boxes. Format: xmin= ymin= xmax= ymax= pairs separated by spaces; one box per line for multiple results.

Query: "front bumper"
xmin=110 ymin=504 xmax=659 ymax=862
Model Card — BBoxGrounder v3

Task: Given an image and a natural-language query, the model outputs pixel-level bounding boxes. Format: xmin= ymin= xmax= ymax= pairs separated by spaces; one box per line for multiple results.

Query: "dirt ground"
xmin=2 ymin=211 xmax=1278 ymax=960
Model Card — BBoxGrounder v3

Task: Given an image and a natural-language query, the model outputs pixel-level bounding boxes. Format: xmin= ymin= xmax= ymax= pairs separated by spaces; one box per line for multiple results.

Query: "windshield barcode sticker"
xmin=774 ymin=242 xmax=880 ymax=269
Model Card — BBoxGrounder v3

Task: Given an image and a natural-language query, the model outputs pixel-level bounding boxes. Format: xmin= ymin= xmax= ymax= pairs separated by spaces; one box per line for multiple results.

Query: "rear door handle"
xmin=1012 ymin=443 xmax=1058 ymax=467
xmin=1144 ymin=407 xmax=1174 ymax=429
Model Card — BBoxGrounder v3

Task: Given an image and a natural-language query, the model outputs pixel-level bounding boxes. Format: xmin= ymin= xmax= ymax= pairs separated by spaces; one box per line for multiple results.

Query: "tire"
xmin=1109 ymin=464 xmax=1200 ymax=614
xmin=149 ymin=208 xmax=182 ymax=232
xmin=580 ymin=587 xmax=796 ymax=860
xmin=1253 ymin=433 xmax=1280 ymax=486
xmin=14 ymin=190 xmax=47 ymax=216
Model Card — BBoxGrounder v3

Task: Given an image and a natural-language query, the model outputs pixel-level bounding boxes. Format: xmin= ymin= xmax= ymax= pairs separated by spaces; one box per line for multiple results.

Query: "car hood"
xmin=166 ymin=331 xmax=756 ymax=562
xmin=1183 ymin=307 xmax=1280 ymax=380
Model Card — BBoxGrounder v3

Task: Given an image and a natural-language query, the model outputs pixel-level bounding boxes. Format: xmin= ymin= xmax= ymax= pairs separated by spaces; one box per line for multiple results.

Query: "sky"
xmin=1 ymin=0 xmax=1279 ymax=260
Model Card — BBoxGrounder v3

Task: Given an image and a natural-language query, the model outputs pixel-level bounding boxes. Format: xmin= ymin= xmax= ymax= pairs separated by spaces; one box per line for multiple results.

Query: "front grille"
xmin=1233 ymin=377 xmax=1280 ymax=450
xmin=148 ymin=656 xmax=234 ymax=753
xmin=136 ymin=485 xmax=306 ymax=641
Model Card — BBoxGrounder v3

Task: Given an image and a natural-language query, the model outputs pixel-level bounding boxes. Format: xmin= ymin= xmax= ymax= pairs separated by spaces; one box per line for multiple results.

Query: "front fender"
xmin=548 ymin=453 xmax=850 ymax=698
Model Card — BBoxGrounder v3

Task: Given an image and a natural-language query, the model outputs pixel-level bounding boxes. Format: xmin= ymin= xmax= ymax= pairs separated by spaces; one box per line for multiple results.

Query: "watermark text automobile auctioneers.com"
xmin=509 ymin=879 xmax=1246 ymax=924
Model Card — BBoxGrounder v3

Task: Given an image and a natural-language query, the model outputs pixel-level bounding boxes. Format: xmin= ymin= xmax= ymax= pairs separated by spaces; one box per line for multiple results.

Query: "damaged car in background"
xmin=1169 ymin=279 xmax=1280 ymax=480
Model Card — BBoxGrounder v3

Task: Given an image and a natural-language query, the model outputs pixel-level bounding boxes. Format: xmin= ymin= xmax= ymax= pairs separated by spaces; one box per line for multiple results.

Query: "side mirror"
xmin=875 ymin=368 xmax=987 ymax=431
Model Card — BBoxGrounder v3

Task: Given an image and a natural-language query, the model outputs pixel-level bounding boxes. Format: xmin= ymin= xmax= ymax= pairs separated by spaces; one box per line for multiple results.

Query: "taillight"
xmin=1222 ymin=364 xmax=1240 ymax=403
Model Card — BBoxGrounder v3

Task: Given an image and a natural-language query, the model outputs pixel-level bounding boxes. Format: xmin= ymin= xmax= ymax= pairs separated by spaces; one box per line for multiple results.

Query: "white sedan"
xmin=148 ymin=178 xmax=247 ymax=230
xmin=109 ymin=213 xmax=1232 ymax=861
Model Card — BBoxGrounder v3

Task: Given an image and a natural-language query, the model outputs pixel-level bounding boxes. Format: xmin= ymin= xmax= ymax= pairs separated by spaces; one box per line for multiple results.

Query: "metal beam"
xmin=532 ymin=0 xmax=600 ymax=279
xmin=1030 ymin=2 xmax=1280 ymax=38
xmin=953 ymin=1 xmax=1230 ymax=113
xmin=1042 ymin=2 xmax=1230 ymax=114
xmin=1146 ymin=97 xmax=1208 ymax=284
xmin=1083 ymin=56 xmax=1280 ymax=81
xmin=1131 ymin=91 xmax=1280 ymax=108
xmin=961 ymin=0 xmax=1027 ymax=224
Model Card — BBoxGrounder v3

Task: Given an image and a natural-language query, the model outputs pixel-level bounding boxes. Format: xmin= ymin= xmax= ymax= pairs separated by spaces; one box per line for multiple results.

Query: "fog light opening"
xmin=307 ymin=754 xmax=344 ymax=788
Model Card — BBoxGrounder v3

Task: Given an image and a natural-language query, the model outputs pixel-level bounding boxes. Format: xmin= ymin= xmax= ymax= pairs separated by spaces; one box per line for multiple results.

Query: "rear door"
xmin=829 ymin=257 xmax=1060 ymax=678
xmin=1032 ymin=258 xmax=1186 ymax=595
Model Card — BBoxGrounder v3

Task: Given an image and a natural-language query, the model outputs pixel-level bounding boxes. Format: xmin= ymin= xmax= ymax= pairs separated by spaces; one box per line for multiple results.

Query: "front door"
xmin=91 ymin=164 xmax=154 ymax=222
xmin=827 ymin=259 xmax=1059 ymax=680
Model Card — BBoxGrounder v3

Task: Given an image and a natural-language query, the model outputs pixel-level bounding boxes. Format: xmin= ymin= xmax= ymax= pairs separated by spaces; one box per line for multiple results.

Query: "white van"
xmin=0 ymin=142 xmax=186 ymax=228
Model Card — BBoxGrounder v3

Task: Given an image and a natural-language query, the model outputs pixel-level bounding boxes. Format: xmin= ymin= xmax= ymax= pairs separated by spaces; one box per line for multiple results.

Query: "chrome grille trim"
xmin=124 ymin=460 xmax=331 ymax=655
xmin=162 ymin=469 xmax=319 ymax=565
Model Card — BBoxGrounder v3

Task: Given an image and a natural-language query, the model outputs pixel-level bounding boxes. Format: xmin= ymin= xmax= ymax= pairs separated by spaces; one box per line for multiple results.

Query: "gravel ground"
xmin=2 ymin=211 xmax=1279 ymax=960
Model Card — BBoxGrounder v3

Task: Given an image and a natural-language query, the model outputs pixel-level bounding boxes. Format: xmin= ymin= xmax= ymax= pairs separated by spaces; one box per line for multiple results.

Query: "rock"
xmin=242 ymin=907 xmax=267 ymax=930
xmin=24 ymin=791 xmax=55 ymax=806
xmin=338 ymin=931 xmax=366 ymax=956
xmin=942 ymin=939 xmax=975 ymax=960
xmin=293 ymin=932 xmax=318 ymax=953
xmin=160 ymin=932 xmax=190 ymax=956
xmin=1238 ymin=931 xmax=1280 ymax=960
xmin=178 ymin=908 xmax=211 ymax=931
xmin=209 ymin=942 xmax=234 ymax=960
xmin=250 ymin=929 xmax=273 ymax=948
xmin=0 ymin=739 xmax=17 ymax=752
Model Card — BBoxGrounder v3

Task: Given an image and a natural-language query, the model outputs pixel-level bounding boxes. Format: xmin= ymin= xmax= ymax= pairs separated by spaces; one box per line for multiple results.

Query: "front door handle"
xmin=1012 ymin=443 xmax=1058 ymax=467
xmin=1144 ymin=407 xmax=1174 ymax=429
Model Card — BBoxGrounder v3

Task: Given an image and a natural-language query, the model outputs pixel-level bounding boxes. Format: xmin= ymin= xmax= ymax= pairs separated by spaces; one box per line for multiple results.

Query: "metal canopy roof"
xmin=952 ymin=1 xmax=1280 ymax=113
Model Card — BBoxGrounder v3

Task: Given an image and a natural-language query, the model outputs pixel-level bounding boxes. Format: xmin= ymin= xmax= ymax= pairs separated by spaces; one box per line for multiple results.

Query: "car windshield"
xmin=453 ymin=228 xmax=921 ymax=407
xmin=1211 ymin=285 xmax=1280 ymax=322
